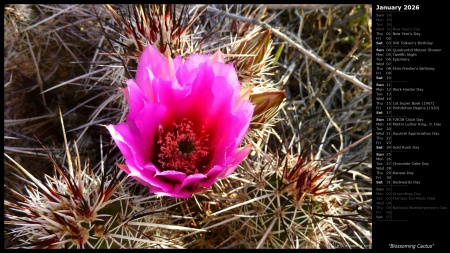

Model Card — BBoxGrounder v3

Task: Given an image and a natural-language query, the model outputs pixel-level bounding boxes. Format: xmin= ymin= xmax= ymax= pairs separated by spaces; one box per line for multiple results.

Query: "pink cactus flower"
xmin=107 ymin=45 xmax=254 ymax=198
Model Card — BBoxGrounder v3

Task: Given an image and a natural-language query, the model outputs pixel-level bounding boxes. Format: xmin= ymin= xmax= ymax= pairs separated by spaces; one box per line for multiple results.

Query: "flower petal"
xmin=123 ymin=79 xmax=148 ymax=121
xmin=137 ymin=44 xmax=175 ymax=82
xmin=199 ymin=165 xmax=223 ymax=187
xmin=210 ymin=49 xmax=225 ymax=63
xmin=151 ymin=78 xmax=188 ymax=126
xmin=181 ymin=173 xmax=207 ymax=188
xmin=177 ymin=61 xmax=215 ymax=126
xmin=106 ymin=122 xmax=147 ymax=169
xmin=211 ymin=62 xmax=240 ymax=94
xmin=154 ymin=170 xmax=187 ymax=193
xmin=133 ymin=102 xmax=168 ymax=156
xmin=127 ymin=164 xmax=176 ymax=193
xmin=117 ymin=164 xmax=130 ymax=174
xmin=149 ymin=185 xmax=191 ymax=198
xmin=219 ymin=144 xmax=252 ymax=178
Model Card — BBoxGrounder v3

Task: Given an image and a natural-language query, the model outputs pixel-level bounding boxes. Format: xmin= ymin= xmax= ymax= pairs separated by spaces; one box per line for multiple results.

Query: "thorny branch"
xmin=205 ymin=5 xmax=372 ymax=92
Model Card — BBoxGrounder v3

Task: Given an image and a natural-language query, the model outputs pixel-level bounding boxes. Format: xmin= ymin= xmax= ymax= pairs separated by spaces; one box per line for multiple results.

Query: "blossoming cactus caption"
xmin=107 ymin=45 xmax=254 ymax=198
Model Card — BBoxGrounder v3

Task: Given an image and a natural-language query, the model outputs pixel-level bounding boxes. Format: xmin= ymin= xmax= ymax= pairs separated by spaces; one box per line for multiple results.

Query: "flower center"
xmin=155 ymin=118 xmax=210 ymax=175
